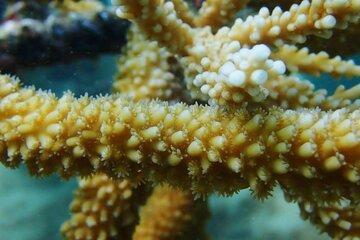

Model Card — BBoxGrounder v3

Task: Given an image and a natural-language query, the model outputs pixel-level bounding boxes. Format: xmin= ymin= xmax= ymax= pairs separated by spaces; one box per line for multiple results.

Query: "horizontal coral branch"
xmin=280 ymin=175 xmax=360 ymax=239
xmin=299 ymin=198 xmax=360 ymax=239
xmin=228 ymin=0 xmax=360 ymax=46
xmin=0 ymin=75 xmax=359 ymax=200
xmin=271 ymin=44 xmax=360 ymax=77
xmin=183 ymin=40 xmax=359 ymax=108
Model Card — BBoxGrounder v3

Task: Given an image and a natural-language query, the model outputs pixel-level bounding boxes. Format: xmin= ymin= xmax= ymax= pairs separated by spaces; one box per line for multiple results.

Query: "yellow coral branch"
xmin=263 ymin=75 xmax=359 ymax=109
xmin=61 ymin=174 xmax=148 ymax=240
xmin=305 ymin=22 xmax=360 ymax=56
xmin=113 ymin=26 xmax=186 ymax=101
xmin=299 ymin=199 xmax=360 ymax=239
xmin=0 ymin=75 xmax=359 ymax=199
xmin=183 ymin=39 xmax=358 ymax=108
xmin=271 ymin=44 xmax=360 ymax=77
xmin=228 ymin=0 xmax=360 ymax=46
xmin=194 ymin=0 xmax=250 ymax=31
xmin=171 ymin=0 xmax=197 ymax=26
xmin=133 ymin=185 xmax=199 ymax=240
xmin=115 ymin=0 xmax=194 ymax=55
xmin=279 ymin=176 xmax=360 ymax=239
xmin=115 ymin=0 xmax=359 ymax=108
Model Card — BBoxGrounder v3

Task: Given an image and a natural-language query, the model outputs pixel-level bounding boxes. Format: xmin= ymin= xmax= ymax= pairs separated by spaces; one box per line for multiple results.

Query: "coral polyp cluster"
xmin=61 ymin=175 xmax=145 ymax=240
xmin=0 ymin=0 xmax=359 ymax=239
xmin=1 ymin=75 xmax=359 ymax=198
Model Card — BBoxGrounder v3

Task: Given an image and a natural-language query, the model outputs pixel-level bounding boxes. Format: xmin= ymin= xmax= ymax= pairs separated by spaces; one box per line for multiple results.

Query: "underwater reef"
xmin=0 ymin=0 xmax=359 ymax=239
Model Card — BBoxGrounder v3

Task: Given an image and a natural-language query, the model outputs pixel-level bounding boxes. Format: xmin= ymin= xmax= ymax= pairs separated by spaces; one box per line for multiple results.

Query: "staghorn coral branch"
xmin=61 ymin=174 xmax=150 ymax=240
xmin=112 ymin=25 xmax=187 ymax=102
xmin=171 ymin=0 xmax=197 ymax=26
xmin=133 ymin=184 xmax=208 ymax=240
xmin=194 ymin=0 xmax=250 ymax=31
xmin=115 ymin=0 xmax=194 ymax=55
xmin=0 ymin=75 xmax=359 ymax=199
xmin=183 ymin=39 xmax=359 ymax=108
xmin=298 ymin=198 xmax=360 ymax=239
xmin=227 ymin=0 xmax=360 ymax=46
xmin=304 ymin=22 xmax=360 ymax=56
xmin=115 ymin=0 xmax=359 ymax=108
xmin=279 ymin=176 xmax=360 ymax=239
xmin=271 ymin=44 xmax=360 ymax=77
xmin=260 ymin=75 xmax=360 ymax=109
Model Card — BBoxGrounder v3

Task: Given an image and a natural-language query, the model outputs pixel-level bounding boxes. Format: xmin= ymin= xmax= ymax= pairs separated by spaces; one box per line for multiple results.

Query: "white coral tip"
xmin=251 ymin=70 xmax=268 ymax=84
xmin=219 ymin=62 xmax=236 ymax=76
xmin=272 ymin=60 xmax=286 ymax=74
xmin=251 ymin=44 xmax=271 ymax=61
xmin=226 ymin=70 xmax=246 ymax=87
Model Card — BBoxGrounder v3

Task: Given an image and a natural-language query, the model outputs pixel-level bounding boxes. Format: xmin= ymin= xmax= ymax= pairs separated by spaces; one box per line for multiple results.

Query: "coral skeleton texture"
xmin=0 ymin=0 xmax=359 ymax=239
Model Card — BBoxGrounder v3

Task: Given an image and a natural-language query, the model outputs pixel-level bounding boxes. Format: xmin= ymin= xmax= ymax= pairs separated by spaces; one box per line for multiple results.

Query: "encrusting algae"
xmin=0 ymin=0 xmax=359 ymax=239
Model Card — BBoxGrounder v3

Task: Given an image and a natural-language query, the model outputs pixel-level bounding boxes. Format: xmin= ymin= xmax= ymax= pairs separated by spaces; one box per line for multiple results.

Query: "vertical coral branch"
xmin=112 ymin=26 xmax=186 ymax=102
xmin=133 ymin=184 xmax=208 ymax=240
xmin=171 ymin=0 xmax=196 ymax=26
xmin=61 ymin=175 xmax=149 ymax=240
xmin=195 ymin=0 xmax=250 ymax=30
xmin=115 ymin=0 xmax=194 ymax=54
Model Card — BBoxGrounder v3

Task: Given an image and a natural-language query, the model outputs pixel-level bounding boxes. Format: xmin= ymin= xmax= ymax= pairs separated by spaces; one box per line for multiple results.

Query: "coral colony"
xmin=0 ymin=0 xmax=360 ymax=239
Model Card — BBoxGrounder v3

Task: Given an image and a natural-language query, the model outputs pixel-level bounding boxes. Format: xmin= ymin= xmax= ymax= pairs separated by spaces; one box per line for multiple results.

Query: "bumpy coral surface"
xmin=61 ymin=175 xmax=147 ymax=240
xmin=0 ymin=0 xmax=359 ymax=239
xmin=116 ymin=0 xmax=360 ymax=108
xmin=113 ymin=25 xmax=186 ymax=101
xmin=0 ymin=75 xmax=359 ymax=200
xmin=133 ymin=185 xmax=200 ymax=240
